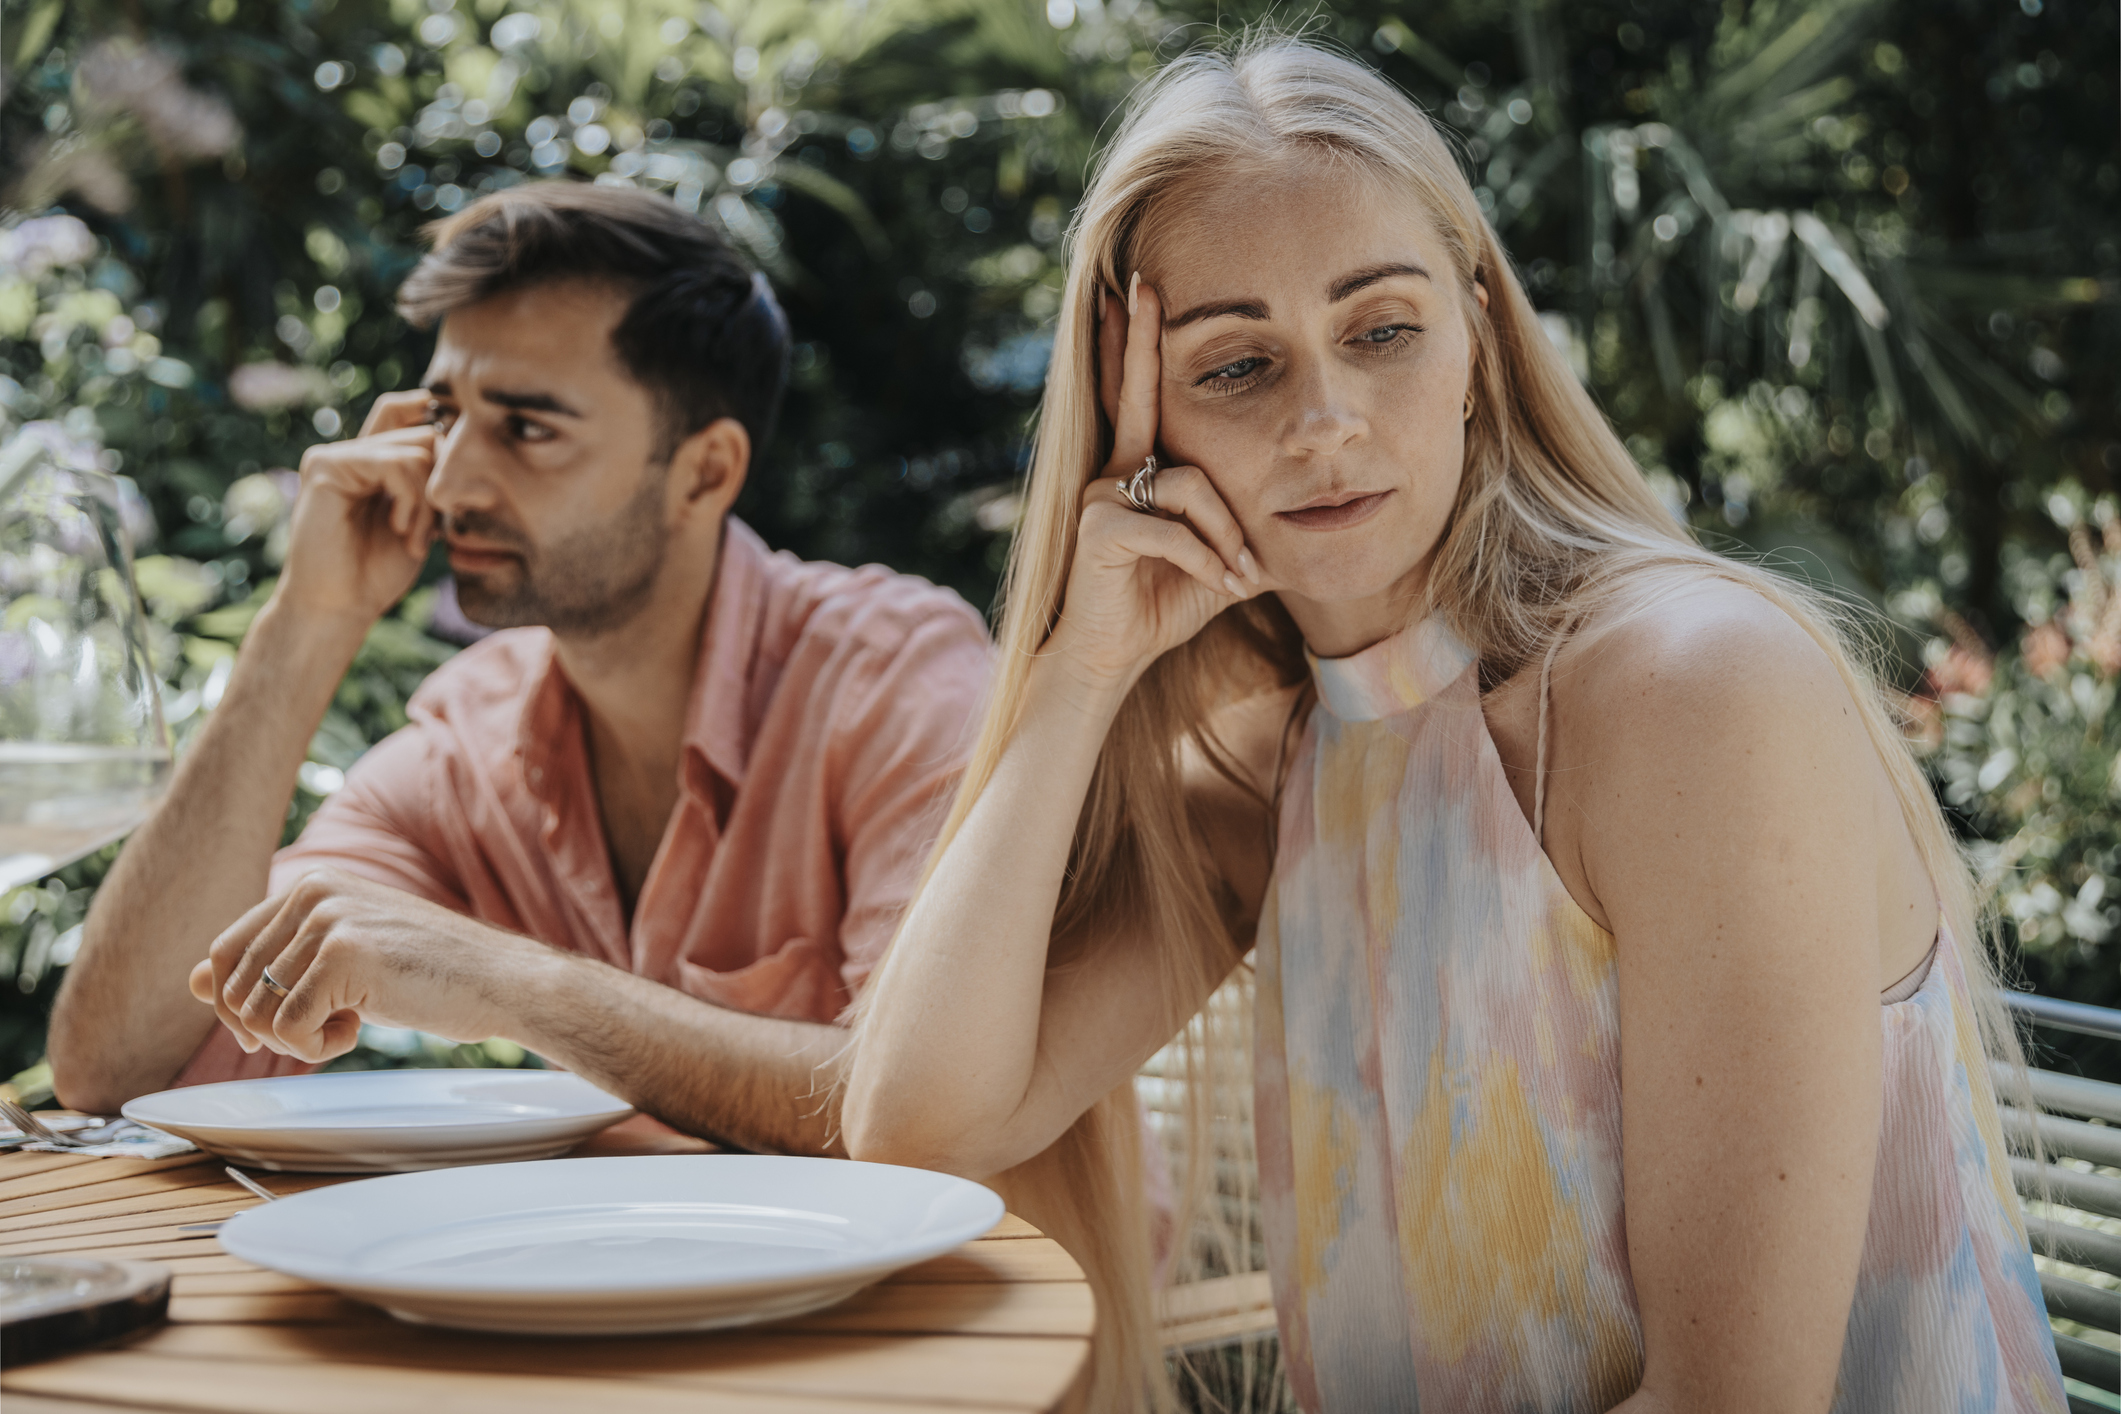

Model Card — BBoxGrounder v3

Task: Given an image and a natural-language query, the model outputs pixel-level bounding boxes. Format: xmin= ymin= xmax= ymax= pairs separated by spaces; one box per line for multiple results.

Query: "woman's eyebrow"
xmin=1327 ymin=262 xmax=1431 ymax=302
xmin=1163 ymin=262 xmax=1433 ymax=330
xmin=1163 ymin=297 xmax=1270 ymax=331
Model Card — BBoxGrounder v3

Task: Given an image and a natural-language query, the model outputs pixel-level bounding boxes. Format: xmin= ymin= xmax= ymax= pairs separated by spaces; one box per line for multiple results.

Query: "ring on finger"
xmin=259 ymin=967 xmax=292 ymax=1000
xmin=1119 ymin=454 xmax=1159 ymax=513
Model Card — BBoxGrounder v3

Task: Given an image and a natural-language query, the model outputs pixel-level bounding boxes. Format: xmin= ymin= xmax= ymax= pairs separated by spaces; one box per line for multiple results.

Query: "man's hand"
xmin=182 ymin=866 xmax=860 ymax=1154
xmin=188 ymin=869 xmax=538 ymax=1064
xmin=274 ymin=390 xmax=442 ymax=627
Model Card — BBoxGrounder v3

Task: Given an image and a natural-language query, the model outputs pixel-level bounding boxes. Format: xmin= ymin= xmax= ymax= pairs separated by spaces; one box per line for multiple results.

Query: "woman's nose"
xmin=1283 ymin=395 xmax=1367 ymax=458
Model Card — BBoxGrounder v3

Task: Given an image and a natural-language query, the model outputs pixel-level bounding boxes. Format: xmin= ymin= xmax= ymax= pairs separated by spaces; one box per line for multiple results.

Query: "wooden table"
xmin=0 ymin=1121 xmax=1093 ymax=1413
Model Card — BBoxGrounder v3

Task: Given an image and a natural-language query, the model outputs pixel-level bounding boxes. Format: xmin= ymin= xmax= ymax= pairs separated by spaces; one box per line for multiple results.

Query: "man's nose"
xmin=423 ymin=416 xmax=498 ymax=518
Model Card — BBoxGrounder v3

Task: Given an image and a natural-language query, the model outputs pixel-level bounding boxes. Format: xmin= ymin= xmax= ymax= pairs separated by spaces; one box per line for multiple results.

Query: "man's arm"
xmin=182 ymin=591 xmax=997 ymax=1154
xmin=189 ymin=869 xmax=847 ymax=1154
xmin=518 ymin=947 xmax=848 ymax=1155
xmin=50 ymin=395 xmax=441 ymax=1113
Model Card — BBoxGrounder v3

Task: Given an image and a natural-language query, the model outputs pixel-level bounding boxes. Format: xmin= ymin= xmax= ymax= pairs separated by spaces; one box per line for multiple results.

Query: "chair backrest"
xmin=2000 ymin=993 xmax=2121 ymax=1406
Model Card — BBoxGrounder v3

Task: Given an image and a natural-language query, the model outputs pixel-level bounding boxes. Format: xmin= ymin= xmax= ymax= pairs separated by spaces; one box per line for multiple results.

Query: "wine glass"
xmin=0 ymin=422 xmax=172 ymax=892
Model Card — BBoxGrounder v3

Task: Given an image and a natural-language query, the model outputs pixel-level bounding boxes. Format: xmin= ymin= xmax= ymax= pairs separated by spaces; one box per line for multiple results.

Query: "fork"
xmin=0 ymin=1097 xmax=94 ymax=1148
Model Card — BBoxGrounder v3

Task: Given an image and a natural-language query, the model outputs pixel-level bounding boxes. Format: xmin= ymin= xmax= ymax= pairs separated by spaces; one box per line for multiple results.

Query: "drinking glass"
xmin=0 ymin=423 xmax=172 ymax=891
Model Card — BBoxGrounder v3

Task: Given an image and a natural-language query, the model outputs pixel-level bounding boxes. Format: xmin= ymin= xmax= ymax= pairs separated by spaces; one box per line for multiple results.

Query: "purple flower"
xmin=77 ymin=41 xmax=242 ymax=162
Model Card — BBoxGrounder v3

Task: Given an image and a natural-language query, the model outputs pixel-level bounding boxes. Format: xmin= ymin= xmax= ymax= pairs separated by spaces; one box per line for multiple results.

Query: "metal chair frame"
xmin=2004 ymin=993 xmax=2121 ymax=1412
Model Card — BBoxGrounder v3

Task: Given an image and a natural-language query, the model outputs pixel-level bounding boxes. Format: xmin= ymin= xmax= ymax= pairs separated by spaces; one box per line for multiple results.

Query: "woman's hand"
xmin=1044 ymin=278 xmax=1264 ymax=690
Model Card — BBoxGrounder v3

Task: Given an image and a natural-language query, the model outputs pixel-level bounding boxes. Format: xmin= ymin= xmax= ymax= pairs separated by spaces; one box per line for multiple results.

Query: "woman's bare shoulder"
xmin=1540 ymin=575 xmax=1906 ymax=950
xmin=1554 ymin=575 xmax=1853 ymax=740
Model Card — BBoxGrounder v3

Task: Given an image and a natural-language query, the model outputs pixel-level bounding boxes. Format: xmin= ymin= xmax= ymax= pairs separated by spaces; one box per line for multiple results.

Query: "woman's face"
xmin=1141 ymin=159 xmax=1480 ymax=645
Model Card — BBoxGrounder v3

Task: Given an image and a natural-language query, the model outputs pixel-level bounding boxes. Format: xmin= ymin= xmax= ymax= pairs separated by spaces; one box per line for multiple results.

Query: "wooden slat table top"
xmin=0 ymin=1125 xmax=1092 ymax=1413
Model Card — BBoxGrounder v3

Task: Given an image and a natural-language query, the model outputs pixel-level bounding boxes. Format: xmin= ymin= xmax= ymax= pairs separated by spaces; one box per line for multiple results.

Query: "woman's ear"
xmin=1474 ymin=279 xmax=1490 ymax=312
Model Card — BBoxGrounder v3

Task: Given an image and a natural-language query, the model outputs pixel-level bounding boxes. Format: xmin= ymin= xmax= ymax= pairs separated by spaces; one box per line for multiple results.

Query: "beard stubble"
xmin=449 ymin=462 xmax=672 ymax=638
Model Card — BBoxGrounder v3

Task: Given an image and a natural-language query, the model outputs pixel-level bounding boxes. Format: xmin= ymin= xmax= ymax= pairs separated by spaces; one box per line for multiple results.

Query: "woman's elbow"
xmin=842 ymin=1096 xmax=959 ymax=1171
xmin=842 ymin=1092 xmax=1009 ymax=1178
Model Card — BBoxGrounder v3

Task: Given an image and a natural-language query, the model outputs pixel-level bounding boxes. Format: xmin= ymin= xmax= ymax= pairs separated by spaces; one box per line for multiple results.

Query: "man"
xmin=50 ymin=183 xmax=991 ymax=1155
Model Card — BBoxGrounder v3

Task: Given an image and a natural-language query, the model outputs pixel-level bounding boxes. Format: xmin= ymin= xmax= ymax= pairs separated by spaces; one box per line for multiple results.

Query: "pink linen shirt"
xmin=176 ymin=517 xmax=992 ymax=1084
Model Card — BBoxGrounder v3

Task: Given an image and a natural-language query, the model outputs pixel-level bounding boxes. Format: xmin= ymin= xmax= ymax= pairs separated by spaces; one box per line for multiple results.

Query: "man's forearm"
xmin=50 ymin=602 xmax=368 ymax=1110
xmin=507 ymin=949 xmax=850 ymax=1156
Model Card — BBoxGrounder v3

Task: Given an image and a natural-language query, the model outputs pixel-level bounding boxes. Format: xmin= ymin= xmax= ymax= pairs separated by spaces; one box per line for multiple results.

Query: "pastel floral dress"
xmin=1253 ymin=615 xmax=2067 ymax=1413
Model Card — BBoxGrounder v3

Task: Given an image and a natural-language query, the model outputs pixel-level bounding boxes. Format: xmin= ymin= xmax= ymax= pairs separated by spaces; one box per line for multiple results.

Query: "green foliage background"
xmin=2 ymin=0 xmax=2118 ymax=1092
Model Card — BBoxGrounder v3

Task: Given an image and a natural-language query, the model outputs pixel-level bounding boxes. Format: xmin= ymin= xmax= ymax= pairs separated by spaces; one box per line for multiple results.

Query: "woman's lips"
xmin=1274 ymin=490 xmax=1392 ymax=531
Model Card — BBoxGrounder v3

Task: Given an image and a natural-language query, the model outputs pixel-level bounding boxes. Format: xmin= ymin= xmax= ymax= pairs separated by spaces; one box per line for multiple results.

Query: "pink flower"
xmin=228 ymin=363 xmax=331 ymax=411
xmin=2022 ymin=621 xmax=2071 ymax=679
xmin=1926 ymin=645 xmax=1993 ymax=700
xmin=77 ymin=41 xmax=241 ymax=162
xmin=1899 ymin=693 xmax=1944 ymax=751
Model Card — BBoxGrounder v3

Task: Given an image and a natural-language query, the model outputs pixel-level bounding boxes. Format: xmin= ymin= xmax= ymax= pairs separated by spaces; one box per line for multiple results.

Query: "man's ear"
xmin=670 ymin=417 xmax=750 ymax=519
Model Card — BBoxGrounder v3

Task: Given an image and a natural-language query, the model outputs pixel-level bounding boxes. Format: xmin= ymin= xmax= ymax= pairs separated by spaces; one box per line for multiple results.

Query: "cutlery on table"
xmin=0 ymin=1098 xmax=95 ymax=1148
xmin=177 ymin=1167 xmax=283 ymax=1233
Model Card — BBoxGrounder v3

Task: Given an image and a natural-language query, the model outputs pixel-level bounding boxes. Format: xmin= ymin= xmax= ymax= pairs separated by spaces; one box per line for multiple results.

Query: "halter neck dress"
xmin=1252 ymin=615 xmax=2067 ymax=1413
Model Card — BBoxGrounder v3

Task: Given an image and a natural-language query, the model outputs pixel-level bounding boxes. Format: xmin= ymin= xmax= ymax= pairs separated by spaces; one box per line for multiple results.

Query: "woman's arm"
xmin=842 ymin=657 xmax=1226 ymax=1175
xmin=1553 ymin=585 xmax=1908 ymax=1414
xmin=842 ymin=280 xmax=1269 ymax=1177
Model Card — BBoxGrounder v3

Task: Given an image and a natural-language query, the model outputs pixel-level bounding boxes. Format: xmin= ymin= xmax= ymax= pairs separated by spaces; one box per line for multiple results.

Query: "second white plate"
xmin=122 ymin=1069 xmax=635 ymax=1172
xmin=216 ymin=1154 xmax=1006 ymax=1334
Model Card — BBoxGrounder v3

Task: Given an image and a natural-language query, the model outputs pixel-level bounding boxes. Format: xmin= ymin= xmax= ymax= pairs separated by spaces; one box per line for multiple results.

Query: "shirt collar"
xmin=1308 ymin=615 xmax=1478 ymax=722
xmin=680 ymin=515 xmax=770 ymax=799
xmin=515 ymin=515 xmax=771 ymax=808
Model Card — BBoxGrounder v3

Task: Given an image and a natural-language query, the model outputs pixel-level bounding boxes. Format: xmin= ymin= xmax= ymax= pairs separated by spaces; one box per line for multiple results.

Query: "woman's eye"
xmin=1356 ymin=323 xmax=1420 ymax=347
xmin=1200 ymin=356 xmax=1266 ymax=385
xmin=508 ymin=416 xmax=554 ymax=442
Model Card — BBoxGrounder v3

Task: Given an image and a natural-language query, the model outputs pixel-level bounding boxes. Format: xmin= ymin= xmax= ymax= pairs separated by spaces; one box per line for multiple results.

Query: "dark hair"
xmin=396 ymin=182 xmax=790 ymax=464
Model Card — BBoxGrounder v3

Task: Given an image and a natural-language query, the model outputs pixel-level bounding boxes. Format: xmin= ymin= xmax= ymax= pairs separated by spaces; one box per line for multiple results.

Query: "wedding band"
xmin=259 ymin=968 xmax=292 ymax=999
xmin=1119 ymin=455 xmax=1159 ymax=513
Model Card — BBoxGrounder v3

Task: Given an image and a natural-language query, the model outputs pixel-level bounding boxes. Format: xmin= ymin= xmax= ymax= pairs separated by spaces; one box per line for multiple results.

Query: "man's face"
xmin=421 ymin=279 xmax=671 ymax=637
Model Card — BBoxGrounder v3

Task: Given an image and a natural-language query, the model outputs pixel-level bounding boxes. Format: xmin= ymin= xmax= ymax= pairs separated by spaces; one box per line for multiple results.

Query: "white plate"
xmin=121 ymin=1070 xmax=635 ymax=1173
xmin=217 ymin=1154 xmax=1005 ymax=1334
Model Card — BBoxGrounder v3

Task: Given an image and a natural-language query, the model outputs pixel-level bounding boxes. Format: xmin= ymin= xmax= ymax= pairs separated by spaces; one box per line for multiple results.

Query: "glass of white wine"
xmin=0 ymin=423 xmax=173 ymax=892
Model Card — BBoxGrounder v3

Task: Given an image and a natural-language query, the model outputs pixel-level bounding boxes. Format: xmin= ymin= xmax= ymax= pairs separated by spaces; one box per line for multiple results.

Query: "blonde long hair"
xmin=897 ymin=33 xmax=2034 ymax=1411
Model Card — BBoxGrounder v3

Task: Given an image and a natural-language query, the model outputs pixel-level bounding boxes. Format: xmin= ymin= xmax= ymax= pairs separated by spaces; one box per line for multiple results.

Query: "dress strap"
xmin=1533 ymin=630 xmax=1568 ymax=844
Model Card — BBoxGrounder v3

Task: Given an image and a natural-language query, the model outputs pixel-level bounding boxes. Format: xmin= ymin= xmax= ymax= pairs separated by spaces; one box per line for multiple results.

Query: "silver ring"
xmin=1119 ymin=454 xmax=1159 ymax=513
xmin=259 ymin=967 xmax=292 ymax=999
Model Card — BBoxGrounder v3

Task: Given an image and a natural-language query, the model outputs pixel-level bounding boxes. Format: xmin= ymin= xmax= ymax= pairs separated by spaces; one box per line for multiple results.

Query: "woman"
xmin=842 ymin=34 xmax=2065 ymax=1414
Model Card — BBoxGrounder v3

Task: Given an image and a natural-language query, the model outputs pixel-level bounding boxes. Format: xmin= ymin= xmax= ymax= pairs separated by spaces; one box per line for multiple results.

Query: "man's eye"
xmin=508 ymin=416 xmax=554 ymax=442
xmin=428 ymin=404 xmax=456 ymax=429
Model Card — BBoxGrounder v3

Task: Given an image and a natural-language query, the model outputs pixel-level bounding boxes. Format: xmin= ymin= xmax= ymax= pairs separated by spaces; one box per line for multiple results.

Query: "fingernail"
xmin=238 ymin=1036 xmax=258 ymax=1054
xmin=1223 ymin=572 xmax=1244 ymax=596
xmin=1239 ymin=548 xmax=1259 ymax=583
xmin=1128 ymin=271 xmax=1140 ymax=316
